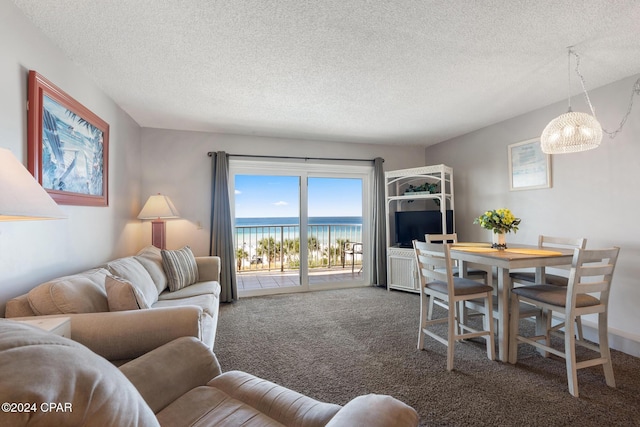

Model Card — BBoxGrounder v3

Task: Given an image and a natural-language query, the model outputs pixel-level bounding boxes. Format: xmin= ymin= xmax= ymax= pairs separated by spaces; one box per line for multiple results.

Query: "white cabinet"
xmin=385 ymin=165 xmax=454 ymax=292
xmin=387 ymin=247 xmax=418 ymax=292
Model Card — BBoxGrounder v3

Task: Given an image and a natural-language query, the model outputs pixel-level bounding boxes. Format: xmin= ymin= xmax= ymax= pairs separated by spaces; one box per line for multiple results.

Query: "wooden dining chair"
xmin=425 ymin=233 xmax=492 ymax=284
xmin=413 ymin=240 xmax=495 ymax=371
xmin=510 ymin=235 xmax=587 ymax=339
xmin=424 ymin=234 xmax=492 ymax=327
xmin=508 ymin=247 xmax=620 ymax=397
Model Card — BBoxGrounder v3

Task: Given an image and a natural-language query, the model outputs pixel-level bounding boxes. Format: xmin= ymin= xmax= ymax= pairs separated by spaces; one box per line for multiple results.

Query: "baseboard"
xmin=552 ymin=317 xmax=640 ymax=358
xmin=581 ymin=320 xmax=640 ymax=358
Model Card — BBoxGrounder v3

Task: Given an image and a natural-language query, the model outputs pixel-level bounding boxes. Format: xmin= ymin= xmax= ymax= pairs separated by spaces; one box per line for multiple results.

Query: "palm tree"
xmin=335 ymin=238 xmax=350 ymax=267
xmin=235 ymin=247 xmax=248 ymax=271
xmin=307 ymin=236 xmax=321 ymax=268
xmin=282 ymin=238 xmax=300 ymax=267
xmin=257 ymin=237 xmax=279 ymax=267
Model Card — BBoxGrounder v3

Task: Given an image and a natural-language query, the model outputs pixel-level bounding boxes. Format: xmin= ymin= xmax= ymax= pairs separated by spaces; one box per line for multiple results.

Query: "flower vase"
xmin=492 ymin=232 xmax=507 ymax=250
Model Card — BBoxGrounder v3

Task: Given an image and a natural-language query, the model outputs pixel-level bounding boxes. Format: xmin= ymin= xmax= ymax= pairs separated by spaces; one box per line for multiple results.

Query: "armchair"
xmin=0 ymin=320 xmax=419 ymax=427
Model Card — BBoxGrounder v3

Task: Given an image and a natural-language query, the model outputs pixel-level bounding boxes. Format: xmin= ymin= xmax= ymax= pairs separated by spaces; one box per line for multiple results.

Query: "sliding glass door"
xmin=230 ymin=159 xmax=371 ymax=297
xmin=307 ymin=177 xmax=363 ymax=286
xmin=233 ymin=174 xmax=301 ymax=290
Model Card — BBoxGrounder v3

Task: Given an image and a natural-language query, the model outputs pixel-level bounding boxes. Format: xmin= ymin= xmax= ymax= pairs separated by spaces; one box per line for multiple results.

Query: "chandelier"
xmin=541 ymin=48 xmax=640 ymax=154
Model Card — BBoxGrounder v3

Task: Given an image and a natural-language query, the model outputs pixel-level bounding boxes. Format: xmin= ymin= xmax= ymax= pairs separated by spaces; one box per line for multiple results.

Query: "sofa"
xmin=4 ymin=246 xmax=221 ymax=362
xmin=0 ymin=321 xmax=420 ymax=427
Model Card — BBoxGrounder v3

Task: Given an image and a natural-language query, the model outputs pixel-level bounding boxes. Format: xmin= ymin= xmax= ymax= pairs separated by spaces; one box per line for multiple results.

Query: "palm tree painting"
xmin=41 ymin=95 xmax=104 ymax=196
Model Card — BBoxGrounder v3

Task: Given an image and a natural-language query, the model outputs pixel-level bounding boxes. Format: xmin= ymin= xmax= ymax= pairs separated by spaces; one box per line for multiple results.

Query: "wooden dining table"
xmin=450 ymin=244 xmax=575 ymax=362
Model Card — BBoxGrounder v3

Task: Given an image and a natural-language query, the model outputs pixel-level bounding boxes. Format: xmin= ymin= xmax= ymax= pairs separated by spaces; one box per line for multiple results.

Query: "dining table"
xmin=449 ymin=244 xmax=575 ymax=362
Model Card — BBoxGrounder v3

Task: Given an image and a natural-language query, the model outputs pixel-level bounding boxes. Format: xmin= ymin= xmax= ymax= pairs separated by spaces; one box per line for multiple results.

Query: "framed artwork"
xmin=27 ymin=70 xmax=109 ymax=206
xmin=508 ymin=138 xmax=551 ymax=191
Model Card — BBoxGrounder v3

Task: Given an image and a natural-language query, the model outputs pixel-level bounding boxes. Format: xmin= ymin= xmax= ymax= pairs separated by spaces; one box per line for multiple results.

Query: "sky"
xmin=234 ymin=175 xmax=362 ymax=218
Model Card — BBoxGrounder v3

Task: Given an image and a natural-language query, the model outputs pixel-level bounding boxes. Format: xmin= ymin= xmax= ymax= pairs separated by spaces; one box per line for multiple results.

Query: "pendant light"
xmin=541 ymin=49 xmax=602 ymax=154
xmin=541 ymin=48 xmax=640 ymax=154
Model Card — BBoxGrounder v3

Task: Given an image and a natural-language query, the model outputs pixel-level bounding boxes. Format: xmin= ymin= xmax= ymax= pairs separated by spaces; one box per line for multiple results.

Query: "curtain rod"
xmin=206 ymin=152 xmax=382 ymax=163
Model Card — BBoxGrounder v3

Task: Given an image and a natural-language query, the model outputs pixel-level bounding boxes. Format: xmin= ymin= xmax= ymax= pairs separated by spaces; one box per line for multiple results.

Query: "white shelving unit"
xmin=385 ymin=165 xmax=454 ymax=292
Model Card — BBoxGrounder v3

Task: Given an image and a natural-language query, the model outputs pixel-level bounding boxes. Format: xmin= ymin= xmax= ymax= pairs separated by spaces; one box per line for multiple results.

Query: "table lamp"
xmin=137 ymin=193 xmax=180 ymax=249
xmin=0 ymin=147 xmax=66 ymax=221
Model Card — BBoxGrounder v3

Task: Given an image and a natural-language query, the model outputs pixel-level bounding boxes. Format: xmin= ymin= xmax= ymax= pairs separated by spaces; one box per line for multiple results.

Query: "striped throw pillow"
xmin=161 ymin=246 xmax=199 ymax=292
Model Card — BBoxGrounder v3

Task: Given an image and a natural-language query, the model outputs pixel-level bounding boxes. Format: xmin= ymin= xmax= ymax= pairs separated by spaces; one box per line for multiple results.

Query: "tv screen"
xmin=394 ymin=210 xmax=454 ymax=248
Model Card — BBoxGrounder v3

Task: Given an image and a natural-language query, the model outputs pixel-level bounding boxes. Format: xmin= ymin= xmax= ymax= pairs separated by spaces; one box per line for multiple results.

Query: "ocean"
xmin=236 ymin=216 xmax=362 ymax=227
xmin=234 ymin=216 xmax=363 ymax=258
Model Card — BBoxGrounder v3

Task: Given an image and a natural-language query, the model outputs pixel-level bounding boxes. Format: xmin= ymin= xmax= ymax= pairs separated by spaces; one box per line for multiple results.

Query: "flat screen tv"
xmin=394 ymin=210 xmax=454 ymax=248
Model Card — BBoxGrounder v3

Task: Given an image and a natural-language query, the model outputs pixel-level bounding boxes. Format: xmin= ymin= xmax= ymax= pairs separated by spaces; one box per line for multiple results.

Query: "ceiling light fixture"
xmin=541 ymin=48 xmax=640 ymax=155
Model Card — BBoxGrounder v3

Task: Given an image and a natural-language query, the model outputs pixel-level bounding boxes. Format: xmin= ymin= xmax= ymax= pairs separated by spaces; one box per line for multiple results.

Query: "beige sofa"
xmin=0 ymin=321 xmax=420 ymax=427
xmin=4 ymin=246 xmax=221 ymax=362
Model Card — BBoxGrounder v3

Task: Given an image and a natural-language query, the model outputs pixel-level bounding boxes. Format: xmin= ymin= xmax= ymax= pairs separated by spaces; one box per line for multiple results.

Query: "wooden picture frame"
xmin=508 ymin=138 xmax=551 ymax=191
xmin=27 ymin=70 xmax=109 ymax=206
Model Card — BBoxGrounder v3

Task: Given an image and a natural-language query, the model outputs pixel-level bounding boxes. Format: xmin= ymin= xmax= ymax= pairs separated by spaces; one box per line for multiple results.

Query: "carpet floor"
xmin=214 ymin=287 xmax=640 ymax=426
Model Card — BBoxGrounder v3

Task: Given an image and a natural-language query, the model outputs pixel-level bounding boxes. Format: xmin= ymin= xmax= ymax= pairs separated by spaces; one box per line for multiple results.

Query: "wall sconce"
xmin=0 ymin=147 xmax=66 ymax=221
xmin=137 ymin=193 xmax=180 ymax=249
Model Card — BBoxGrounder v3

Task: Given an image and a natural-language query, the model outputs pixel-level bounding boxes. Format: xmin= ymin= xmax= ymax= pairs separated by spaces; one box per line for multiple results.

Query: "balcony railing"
xmin=234 ymin=223 xmax=362 ymax=272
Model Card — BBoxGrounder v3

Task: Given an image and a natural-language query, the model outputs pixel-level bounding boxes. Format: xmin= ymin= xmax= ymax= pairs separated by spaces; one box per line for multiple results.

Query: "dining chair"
xmin=425 ymin=233 xmax=492 ymax=284
xmin=413 ymin=240 xmax=495 ymax=371
xmin=343 ymin=242 xmax=363 ymax=273
xmin=509 ymin=235 xmax=587 ymax=339
xmin=425 ymin=234 xmax=492 ymax=323
xmin=508 ymin=247 xmax=620 ymax=397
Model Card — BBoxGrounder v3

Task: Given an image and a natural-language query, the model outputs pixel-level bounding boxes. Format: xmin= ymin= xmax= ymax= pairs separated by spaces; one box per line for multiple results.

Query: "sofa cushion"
xmin=152 ymin=294 xmax=216 ymax=318
xmin=0 ymin=320 xmax=159 ymax=427
xmin=27 ymin=268 xmax=110 ymax=315
xmin=156 ymin=386 xmax=288 ymax=427
xmin=161 ymin=246 xmax=199 ymax=292
xmin=107 ymin=257 xmax=159 ymax=306
xmin=157 ymin=281 xmax=221 ymax=301
xmin=206 ymin=371 xmax=341 ymax=426
xmin=136 ymin=245 xmax=168 ymax=294
xmin=106 ymin=275 xmax=150 ymax=311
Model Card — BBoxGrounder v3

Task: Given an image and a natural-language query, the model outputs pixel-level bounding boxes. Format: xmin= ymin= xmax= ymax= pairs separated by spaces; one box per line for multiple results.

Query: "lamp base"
xmin=151 ymin=220 xmax=166 ymax=250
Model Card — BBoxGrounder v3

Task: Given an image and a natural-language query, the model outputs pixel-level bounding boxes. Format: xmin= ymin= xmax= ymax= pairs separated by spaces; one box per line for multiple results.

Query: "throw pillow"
xmin=135 ymin=245 xmax=168 ymax=294
xmin=105 ymin=275 xmax=150 ymax=311
xmin=106 ymin=257 xmax=159 ymax=306
xmin=27 ymin=268 xmax=110 ymax=315
xmin=161 ymin=246 xmax=199 ymax=292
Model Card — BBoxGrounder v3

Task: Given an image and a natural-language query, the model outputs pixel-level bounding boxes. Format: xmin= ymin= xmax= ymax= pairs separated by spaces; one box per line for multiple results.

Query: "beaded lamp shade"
xmin=541 ymin=110 xmax=603 ymax=154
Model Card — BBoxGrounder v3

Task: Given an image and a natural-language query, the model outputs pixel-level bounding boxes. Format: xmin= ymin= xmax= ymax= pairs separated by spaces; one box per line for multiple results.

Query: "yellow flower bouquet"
xmin=473 ymin=208 xmax=521 ymax=234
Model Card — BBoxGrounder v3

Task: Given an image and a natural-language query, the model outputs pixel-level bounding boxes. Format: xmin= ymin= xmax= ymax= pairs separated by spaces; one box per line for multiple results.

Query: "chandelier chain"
xmin=570 ymin=49 xmax=640 ymax=139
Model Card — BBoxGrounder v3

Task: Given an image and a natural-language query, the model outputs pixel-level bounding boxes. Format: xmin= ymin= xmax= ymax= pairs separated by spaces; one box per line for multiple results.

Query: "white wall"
xmin=140 ymin=129 xmax=427 ymax=256
xmin=424 ymin=74 xmax=640 ymax=356
xmin=0 ymin=0 xmax=143 ymax=315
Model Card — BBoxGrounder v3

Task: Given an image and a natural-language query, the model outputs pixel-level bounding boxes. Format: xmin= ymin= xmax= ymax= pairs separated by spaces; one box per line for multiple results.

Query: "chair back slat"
xmin=539 ymin=235 xmax=587 ymax=249
xmin=426 ymin=233 xmax=458 ymax=244
xmin=413 ymin=240 xmax=454 ymax=289
xmin=567 ymin=247 xmax=619 ymax=307
xmin=537 ymin=235 xmax=587 ymax=274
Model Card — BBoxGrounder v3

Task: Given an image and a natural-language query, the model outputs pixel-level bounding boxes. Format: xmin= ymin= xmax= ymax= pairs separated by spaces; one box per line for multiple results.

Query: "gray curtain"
xmin=210 ymin=151 xmax=238 ymax=302
xmin=371 ymin=157 xmax=387 ymax=287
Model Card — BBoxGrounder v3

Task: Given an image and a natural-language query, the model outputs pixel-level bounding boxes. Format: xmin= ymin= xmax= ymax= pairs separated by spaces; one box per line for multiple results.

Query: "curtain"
xmin=371 ymin=157 xmax=387 ymax=287
xmin=210 ymin=151 xmax=238 ymax=302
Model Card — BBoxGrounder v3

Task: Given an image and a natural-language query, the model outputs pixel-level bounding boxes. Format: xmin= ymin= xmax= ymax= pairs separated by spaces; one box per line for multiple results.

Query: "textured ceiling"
xmin=12 ymin=0 xmax=640 ymax=146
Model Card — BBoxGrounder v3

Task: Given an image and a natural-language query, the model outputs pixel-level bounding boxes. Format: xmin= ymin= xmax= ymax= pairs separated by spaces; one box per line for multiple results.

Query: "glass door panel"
xmin=307 ymin=177 xmax=364 ymax=286
xmin=234 ymin=174 xmax=301 ymax=292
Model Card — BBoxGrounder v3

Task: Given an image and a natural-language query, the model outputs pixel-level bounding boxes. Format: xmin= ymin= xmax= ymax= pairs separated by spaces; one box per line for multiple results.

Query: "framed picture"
xmin=508 ymin=138 xmax=551 ymax=191
xmin=27 ymin=70 xmax=109 ymax=206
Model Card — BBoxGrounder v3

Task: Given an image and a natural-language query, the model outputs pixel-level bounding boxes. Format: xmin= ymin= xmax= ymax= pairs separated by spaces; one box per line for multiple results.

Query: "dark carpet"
xmin=215 ymin=287 xmax=640 ymax=426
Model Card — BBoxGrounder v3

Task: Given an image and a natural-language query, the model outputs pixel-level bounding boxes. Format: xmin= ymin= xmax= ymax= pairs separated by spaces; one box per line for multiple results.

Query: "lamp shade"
xmin=541 ymin=111 xmax=603 ymax=154
xmin=137 ymin=194 xmax=180 ymax=219
xmin=0 ymin=147 xmax=66 ymax=221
